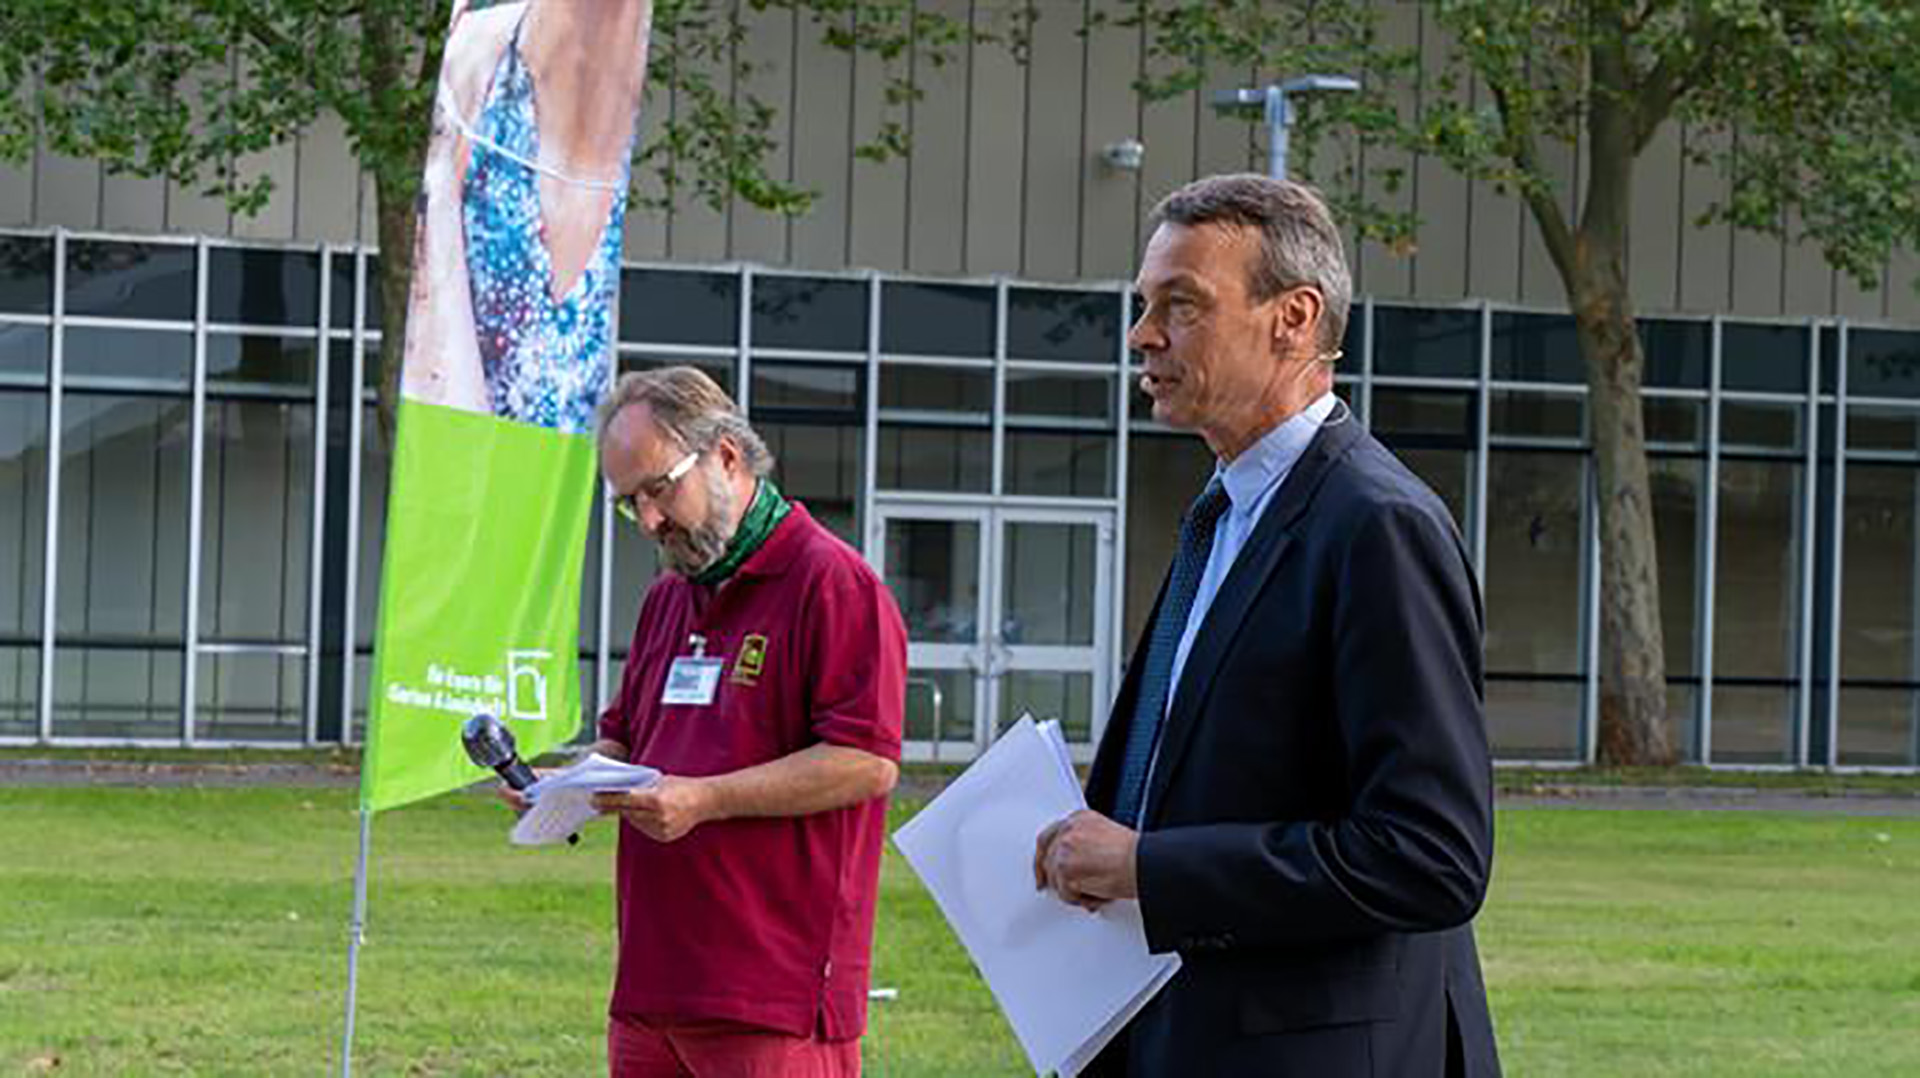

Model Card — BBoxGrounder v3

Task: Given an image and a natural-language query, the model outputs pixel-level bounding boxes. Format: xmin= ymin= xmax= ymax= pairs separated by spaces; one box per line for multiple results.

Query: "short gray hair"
xmin=595 ymin=366 xmax=774 ymax=478
xmin=1152 ymin=174 xmax=1352 ymax=351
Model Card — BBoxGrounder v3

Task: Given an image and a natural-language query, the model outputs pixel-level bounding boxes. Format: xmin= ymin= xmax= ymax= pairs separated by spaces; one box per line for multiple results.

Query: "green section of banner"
xmin=361 ymin=399 xmax=596 ymax=813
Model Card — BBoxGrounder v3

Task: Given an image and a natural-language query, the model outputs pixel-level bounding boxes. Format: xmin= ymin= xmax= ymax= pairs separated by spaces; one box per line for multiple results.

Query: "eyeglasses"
xmin=612 ymin=451 xmax=700 ymax=523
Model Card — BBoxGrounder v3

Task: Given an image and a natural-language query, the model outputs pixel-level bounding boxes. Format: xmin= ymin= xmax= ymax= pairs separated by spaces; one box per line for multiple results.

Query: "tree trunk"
xmin=372 ymin=184 xmax=414 ymax=449
xmin=1573 ymin=264 xmax=1676 ymax=766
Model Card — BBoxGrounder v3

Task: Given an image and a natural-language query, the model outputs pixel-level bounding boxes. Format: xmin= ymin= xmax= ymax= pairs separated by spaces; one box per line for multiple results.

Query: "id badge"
xmin=661 ymin=656 xmax=724 ymax=706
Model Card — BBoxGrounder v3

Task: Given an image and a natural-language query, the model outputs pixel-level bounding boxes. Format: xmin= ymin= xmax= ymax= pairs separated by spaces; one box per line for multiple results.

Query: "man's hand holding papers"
xmin=509 ymin=753 xmax=661 ymax=846
xmin=1033 ymin=809 xmax=1138 ymax=912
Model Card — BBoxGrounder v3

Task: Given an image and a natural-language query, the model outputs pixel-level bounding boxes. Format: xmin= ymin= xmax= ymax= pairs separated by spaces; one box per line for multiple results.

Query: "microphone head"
xmin=461 ymin=713 xmax=518 ymax=769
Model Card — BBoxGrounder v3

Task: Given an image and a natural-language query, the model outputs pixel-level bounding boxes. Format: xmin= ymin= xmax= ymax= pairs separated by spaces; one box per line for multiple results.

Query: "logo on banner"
xmin=507 ymin=649 xmax=552 ymax=721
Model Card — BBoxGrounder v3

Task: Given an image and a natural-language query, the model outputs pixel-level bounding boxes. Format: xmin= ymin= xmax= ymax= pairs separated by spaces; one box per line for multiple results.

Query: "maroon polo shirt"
xmin=596 ymin=503 xmax=906 ymax=1040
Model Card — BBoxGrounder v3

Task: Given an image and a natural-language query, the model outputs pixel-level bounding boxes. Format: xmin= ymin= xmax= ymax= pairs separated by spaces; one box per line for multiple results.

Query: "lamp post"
xmin=1212 ymin=75 xmax=1361 ymax=180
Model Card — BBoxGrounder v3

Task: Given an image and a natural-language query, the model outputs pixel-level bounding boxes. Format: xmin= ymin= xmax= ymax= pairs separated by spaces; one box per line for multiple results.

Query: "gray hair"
xmin=1152 ymin=174 xmax=1352 ymax=352
xmin=595 ymin=366 xmax=774 ymax=478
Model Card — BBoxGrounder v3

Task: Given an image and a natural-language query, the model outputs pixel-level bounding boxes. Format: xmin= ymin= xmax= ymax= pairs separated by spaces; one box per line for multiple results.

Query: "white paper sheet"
xmin=510 ymin=753 xmax=661 ymax=846
xmin=893 ymin=716 xmax=1182 ymax=1077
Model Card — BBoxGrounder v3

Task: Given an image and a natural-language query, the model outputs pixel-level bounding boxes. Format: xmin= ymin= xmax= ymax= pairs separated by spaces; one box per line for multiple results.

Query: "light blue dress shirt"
xmin=1164 ymin=392 xmax=1339 ymax=715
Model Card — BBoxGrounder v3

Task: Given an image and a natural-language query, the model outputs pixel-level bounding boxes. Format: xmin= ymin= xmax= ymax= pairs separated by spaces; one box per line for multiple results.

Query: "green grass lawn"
xmin=2 ymin=789 xmax=1916 ymax=1076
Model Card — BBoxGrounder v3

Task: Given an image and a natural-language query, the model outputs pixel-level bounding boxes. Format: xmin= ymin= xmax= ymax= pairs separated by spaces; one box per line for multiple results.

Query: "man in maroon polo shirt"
xmin=513 ymin=365 xmax=905 ymax=1077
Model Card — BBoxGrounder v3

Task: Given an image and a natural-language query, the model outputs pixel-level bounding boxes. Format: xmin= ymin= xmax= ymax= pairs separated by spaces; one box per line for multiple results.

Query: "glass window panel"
xmin=196 ymin=652 xmax=304 ymax=742
xmin=883 ymin=519 xmax=981 ymax=644
xmin=1709 ymin=685 xmax=1795 ymax=764
xmin=1007 ymin=288 xmax=1119 ymax=364
xmin=609 ymin=499 xmax=662 ymax=670
xmin=1370 ymin=388 xmax=1475 ymax=443
xmin=55 ymin=395 xmax=191 ymax=642
xmin=1339 ymin=310 xmax=1365 ymax=372
xmin=206 ymin=248 xmax=320 ymax=326
xmin=1714 ymin=459 xmax=1802 ymax=680
xmin=1396 ymin=447 xmax=1472 ymax=535
xmin=1644 ymin=397 xmax=1703 ymax=448
xmin=1720 ymin=400 xmax=1802 ymax=452
xmin=1835 ymin=688 xmax=1920 ymax=767
xmin=1000 ymin=521 xmax=1096 ymax=647
xmin=206 ymin=335 xmax=317 ymax=392
xmin=63 ymin=327 xmax=192 ymax=384
xmin=878 ymin=425 xmax=990 ymax=493
xmin=761 ymin=422 xmax=862 ymax=546
xmin=906 ymin=667 xmax=975 ymax=744
xmin=0 ymin=645 xmax=39 ymax=737
xmin=1847 ymin=406 xmax=1920 ymax=453
xmin=1004 ymin=431 xmax=1113 ymax=498
xmin=750 ymin=362 xmax=862 ymax=415
xmin=879 ymin=364 xmax=991 ymax=414
xmin=328 ymin=253 xmax=359 ymax=330
xmin=1485 ymin=452 xmax=1585 ymax=675
xmin=751 ymin=275 xmax=866 ymax=352
xmin=1651 ymin=458 xmax=1702 ymax=677
xmin=881 ymin=282 xmax=994 ymax=357
xmin=1721 ymin=323 xmax=1809 ymax=393
xmin=65 ymin=240 xmax=196 ymax=321
xmin=199 ymin=400 xmax=313 ymax=642
xmin=53 ymin=645 xmax=181 ymax=738
xmin=618 ymin=353 xmax=736 ymax=396
xmin=622 ymin=269 xmax=739 ymax=347
xmin=0 ymin=234 xmax=53 ymax=315
xmin=363 ymin=256 xmax=384 ymax=329
xmin=0 ymin=324 xmax=48 ymax=378
xmin=0 ymin=392 xmax=49 ymax=682
xmin=1006 ymin=370 xmax=1113 ymax=422
xmin=1640 ymin=319 xmax=1710 ymax=389
xmin=1847 ymin=329 xmax=1920 ymax=400
xmin=1124 ymin=432 xmax=1215 ymax=645
xmin=1372 ymin=306 xmax=1479 ymax=378
xmin=1000 ymin=670 xmax=1094 ymax=743
xmin=1840 ymin=464 xmax=1920 ymax=682
xmin=1491 ymin=312 xmax=1581 ymax=383
xmin=1485 ymin=679 xmax=1581 ymax=761
xmin=1490 ymin=391 xmax=1583 ymax=440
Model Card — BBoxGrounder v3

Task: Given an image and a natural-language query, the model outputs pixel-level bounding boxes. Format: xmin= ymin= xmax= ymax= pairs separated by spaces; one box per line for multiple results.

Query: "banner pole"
xmin=341 ymin=807 xmax=373 ymax=1078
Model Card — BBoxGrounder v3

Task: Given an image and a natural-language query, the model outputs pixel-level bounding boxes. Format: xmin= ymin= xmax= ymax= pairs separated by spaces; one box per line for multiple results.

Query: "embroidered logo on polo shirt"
xmin=731 ymin=634 xmax=769 ymax=686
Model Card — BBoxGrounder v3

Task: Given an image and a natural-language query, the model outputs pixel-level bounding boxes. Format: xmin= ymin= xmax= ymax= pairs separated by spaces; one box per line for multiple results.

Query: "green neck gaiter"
xmin=690 ymin=478 xmax=791 ymax=587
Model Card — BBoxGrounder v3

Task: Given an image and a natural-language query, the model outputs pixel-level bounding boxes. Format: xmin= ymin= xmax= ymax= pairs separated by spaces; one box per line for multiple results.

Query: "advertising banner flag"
xmin=360 ymin=0 xmax=653 ymax=812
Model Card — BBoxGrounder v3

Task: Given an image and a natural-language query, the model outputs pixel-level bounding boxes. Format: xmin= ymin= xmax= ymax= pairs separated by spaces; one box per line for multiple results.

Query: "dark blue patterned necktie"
xmin=1112 ymin=478 xmax=1231 ymax=827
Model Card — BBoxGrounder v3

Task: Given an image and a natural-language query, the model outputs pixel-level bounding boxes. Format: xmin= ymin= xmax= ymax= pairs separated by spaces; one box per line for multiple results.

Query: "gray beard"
xmin=658 ymin=468 xmax=738 ymax=577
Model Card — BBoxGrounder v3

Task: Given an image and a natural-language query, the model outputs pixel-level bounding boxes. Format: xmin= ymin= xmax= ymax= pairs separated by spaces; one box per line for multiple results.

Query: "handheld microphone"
xmin=461 ymin=713 xmax=537 ymax=790
xmin=462 ymin=713 xmax=578 ymax=844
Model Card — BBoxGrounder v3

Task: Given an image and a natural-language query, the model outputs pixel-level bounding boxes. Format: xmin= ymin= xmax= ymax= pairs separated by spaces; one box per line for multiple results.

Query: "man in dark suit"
xmin=1034 ymin=174 xmax=1501 ymax=1077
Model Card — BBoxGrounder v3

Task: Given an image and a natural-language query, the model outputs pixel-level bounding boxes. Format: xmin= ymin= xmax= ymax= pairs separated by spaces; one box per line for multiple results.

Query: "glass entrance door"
xmin=874 ymin=502 xmax=1113 ymax=761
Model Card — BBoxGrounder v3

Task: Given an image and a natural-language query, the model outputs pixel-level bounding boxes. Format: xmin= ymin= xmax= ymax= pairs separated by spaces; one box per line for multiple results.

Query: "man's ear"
xmin=1271 ymin=286 xmax=1325 ymax=353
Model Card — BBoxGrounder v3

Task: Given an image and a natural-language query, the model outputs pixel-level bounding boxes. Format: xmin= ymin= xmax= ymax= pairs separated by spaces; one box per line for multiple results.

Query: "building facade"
xmin=2 ymin=3 xmax=1918 ymax=767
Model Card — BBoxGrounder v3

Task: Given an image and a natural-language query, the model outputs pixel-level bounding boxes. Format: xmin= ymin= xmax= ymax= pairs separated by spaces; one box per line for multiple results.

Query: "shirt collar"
xmin=1216 ymin=392 xmax=1339 ymax=515
xmin=730 ymin=501 xmax=811 ymax=579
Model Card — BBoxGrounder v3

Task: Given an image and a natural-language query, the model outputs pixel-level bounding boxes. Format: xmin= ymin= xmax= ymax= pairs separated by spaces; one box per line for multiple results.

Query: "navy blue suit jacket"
xmin=1085 ymin=415 xmax=1502 ymax=1077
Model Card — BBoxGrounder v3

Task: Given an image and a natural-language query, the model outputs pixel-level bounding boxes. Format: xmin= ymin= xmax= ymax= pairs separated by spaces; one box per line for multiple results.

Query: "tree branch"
xmin=1486 ymin=76 xmax=1577 ymax=283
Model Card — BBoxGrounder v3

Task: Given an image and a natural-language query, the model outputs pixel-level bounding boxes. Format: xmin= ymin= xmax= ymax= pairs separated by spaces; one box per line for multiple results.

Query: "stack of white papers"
xmin=510 ymin=753 xmax=661 ymax=846
xmin=893 ymin=717 xmax=1182 ymax=1076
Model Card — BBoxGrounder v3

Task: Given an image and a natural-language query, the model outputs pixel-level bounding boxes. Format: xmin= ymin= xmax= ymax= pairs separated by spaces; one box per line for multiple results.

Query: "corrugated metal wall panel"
xmin=1356 ymin=0 xmax=1419 ymax=300
xmin=1019 ymin=2 xmax=1086 ymax=281
xmin=293 ymin=113 xmax=359 ymax=244
xmin=963 ymin=1 xmax=1026 ymax=275
xmin=729 ymin=3 xmax=796 ymax=266
xmin=99 ymin=172 xmax=167 ymax=236
xmin=1677 ymin=126 xmax=1731 ymax=314
xmin=850 ymin=19 xmax=911 ymax=273
xmin=1077 ymin=0 xmax=1141 ymax=283
xmin=1629 ymin=114 xmax=1682 ymax=314
xmin=903 ymin=0 xmax=971 ymax=276
xmin=788 ymin=6 xmax=856 ymax=269
xmin=35 ymin=149 xmax=100 ymax=231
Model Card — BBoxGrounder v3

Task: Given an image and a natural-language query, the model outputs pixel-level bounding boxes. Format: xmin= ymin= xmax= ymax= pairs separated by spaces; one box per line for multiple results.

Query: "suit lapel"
xmin=1142 ymin=416 xmax=1365 ymax=825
